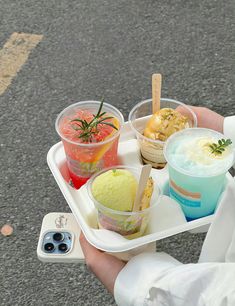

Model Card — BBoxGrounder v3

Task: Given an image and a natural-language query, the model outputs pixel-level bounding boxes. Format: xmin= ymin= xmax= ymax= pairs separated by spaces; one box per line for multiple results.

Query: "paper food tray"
xmin=47 ymin=122 xmax=233 ymax=253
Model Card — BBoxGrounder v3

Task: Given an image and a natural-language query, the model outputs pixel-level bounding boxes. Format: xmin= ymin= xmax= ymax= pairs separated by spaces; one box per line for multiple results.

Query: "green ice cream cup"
xmin=87 ymin=166 xmax=162 ymax=239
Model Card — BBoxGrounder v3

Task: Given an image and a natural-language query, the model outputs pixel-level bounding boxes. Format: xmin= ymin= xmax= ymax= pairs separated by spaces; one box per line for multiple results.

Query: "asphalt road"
xmin=1 ymin=1 xmax=235 ymax=305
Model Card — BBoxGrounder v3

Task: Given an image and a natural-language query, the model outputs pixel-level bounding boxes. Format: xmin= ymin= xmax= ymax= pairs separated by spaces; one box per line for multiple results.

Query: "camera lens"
xmin=44 ymin=243 xmax=55 ymax=252
xmin=53 ymin=232 xmax=64 ymax=242
xmin=58 ymin=243 xmax=68 ymax=253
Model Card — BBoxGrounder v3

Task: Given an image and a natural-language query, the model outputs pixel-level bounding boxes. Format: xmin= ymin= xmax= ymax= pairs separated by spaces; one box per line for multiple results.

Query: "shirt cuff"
xmin=224 ymin=116 xmax=235 ymax=145
xmin=114 ymin=252 xmax=181 ymax=306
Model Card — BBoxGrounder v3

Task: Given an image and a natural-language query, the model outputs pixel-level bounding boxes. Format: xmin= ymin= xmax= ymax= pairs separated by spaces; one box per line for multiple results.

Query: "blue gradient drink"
xmin=164 ymin=128 xmax=234 ymax=220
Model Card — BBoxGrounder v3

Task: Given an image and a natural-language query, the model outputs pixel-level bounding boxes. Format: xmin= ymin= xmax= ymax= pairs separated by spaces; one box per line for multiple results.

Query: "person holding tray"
xmin=80 ymin=106 xmax=235 ymax=306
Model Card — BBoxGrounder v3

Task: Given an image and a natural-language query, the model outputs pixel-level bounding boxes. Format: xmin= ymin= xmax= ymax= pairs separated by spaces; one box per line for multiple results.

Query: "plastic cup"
xmin=164 ymin=128 xmax=235 ymax=220
xmin=56 ymin=101 xmax=124 ymax=189
xmin=87 ymin=166 xmax=162 ymax=239
xmin=128 ymin=98 xmax=197 ymax=168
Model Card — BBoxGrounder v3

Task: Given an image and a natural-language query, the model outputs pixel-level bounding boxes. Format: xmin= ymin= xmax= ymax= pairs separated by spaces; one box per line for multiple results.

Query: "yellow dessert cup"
xmin=87 ymin=166 xmax=162 ymax=239
xmin=128 ymin=98 xmax=197 ymax=168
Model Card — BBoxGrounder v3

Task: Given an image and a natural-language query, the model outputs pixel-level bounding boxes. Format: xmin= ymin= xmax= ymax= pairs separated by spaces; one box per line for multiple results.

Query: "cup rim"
xmin=55 ymin=100 xmax=124 ymax=147
xmin=163 ymin=127 xmax=235 ymax=177
xmin=128 ymin=98 xmax=198 ymax=145
xmin=86 ymin=165 xmax=162 ymax=216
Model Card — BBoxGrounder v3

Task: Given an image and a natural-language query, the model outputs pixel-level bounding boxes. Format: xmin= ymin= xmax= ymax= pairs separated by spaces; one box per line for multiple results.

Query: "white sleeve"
xmin=114 ymin=252 xmax=235 ymax=306
xmin=199 ymin=180 xmax=235 ymax=263
xmin=224 ymin=116 xmax=235 ymax=145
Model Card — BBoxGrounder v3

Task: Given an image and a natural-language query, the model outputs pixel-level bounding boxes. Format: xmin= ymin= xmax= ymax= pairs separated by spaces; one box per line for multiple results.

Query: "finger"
xmin=79 ymin=232 xmax=102 ymax=258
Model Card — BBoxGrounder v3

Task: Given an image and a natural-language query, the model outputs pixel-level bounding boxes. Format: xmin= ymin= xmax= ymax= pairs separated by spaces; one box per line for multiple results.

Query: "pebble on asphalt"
xmin=1 ymin=224 xmax=13 ymax=236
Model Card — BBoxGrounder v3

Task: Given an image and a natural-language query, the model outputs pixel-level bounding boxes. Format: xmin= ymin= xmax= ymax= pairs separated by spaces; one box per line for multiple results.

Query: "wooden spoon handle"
xmin=132 ymin=164 xmax=152 ymax=212
xmin=152 ymin=73 xmax=162 ymax=114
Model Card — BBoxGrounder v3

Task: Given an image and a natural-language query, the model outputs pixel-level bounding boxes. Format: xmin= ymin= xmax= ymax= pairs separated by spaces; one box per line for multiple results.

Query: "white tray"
xmin=47 ymin=122 xmax=233 ymax=253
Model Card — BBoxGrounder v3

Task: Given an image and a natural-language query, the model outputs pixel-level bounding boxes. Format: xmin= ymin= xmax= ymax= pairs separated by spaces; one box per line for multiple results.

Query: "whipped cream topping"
xmin=166 ymin=131 xmax=234 ymax=176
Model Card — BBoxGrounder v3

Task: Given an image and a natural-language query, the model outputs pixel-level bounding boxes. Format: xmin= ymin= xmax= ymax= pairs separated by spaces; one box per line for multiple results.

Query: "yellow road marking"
xmin=0 ymin=32 xmax=43 ymax=95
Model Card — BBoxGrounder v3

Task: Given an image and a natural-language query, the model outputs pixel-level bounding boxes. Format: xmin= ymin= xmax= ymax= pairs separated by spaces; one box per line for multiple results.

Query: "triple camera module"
xmin=43 ymin=232 xmax=72 ymax=254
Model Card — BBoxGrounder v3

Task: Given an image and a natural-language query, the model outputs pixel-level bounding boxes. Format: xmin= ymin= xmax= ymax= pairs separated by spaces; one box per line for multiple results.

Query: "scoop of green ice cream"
xmin=91 ymin=169 xmax=137 ymax=211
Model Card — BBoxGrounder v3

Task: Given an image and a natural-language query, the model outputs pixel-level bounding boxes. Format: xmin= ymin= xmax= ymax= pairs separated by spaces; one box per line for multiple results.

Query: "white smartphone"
xmin=37 ymin=212 xmax=85 ymax=263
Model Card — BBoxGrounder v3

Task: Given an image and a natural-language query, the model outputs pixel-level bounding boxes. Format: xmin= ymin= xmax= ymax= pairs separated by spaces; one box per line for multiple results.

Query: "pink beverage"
xmin=56 ymin=101 xmax=124 ymax=189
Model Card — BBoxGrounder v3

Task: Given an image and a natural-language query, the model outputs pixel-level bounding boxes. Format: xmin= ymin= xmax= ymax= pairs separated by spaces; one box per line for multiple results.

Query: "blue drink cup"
xmin=164 ymin=128 xmax=234 ymax=220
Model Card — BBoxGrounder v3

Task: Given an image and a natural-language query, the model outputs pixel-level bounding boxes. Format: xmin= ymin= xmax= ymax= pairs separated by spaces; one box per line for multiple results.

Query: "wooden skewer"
xmin=152 ymin=73 xmax=162 ymax=114
xmin=132 ymin=164 xmax=152 ymax=212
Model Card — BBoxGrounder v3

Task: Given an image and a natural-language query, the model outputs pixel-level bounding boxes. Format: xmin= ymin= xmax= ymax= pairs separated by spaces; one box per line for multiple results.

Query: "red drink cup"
xmin=56 ymin=101 xmax=124 ymax=189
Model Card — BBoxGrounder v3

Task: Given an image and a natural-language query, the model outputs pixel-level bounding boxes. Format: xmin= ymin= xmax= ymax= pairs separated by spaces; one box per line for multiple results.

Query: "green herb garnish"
xmin=209 ymin=138 xmax=232 ymax=155
xmin=71 ymin=99 xmax=118 ymax=142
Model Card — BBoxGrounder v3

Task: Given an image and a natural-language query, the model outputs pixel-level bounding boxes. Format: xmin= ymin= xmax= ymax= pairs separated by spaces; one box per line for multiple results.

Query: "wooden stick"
xmin=152 ymin=73 xmax=162 ymax=114
xmin=132 ymin=164 xmax=152 ymax=212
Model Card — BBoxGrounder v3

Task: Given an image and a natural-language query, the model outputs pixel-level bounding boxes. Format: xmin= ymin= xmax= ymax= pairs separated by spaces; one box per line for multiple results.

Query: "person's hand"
xmin=179 ymin=106 xmax=224 ymax=132
xmin=79 ymin=232 xmax=126 ymax=295
xmin=189 ymin=106 xmax=224 ymax=132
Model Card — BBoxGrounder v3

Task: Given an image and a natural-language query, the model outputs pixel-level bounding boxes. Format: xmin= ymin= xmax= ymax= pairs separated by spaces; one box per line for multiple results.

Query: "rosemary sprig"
xmin=70 ymin=100 xmax=118 ymax=142
xmin=209 ymin=138 xmax=232 ymax=155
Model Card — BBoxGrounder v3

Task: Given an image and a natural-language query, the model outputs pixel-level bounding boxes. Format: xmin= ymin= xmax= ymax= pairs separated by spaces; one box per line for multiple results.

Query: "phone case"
xmin=37 ymin=212 xmax=85 ymax=263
